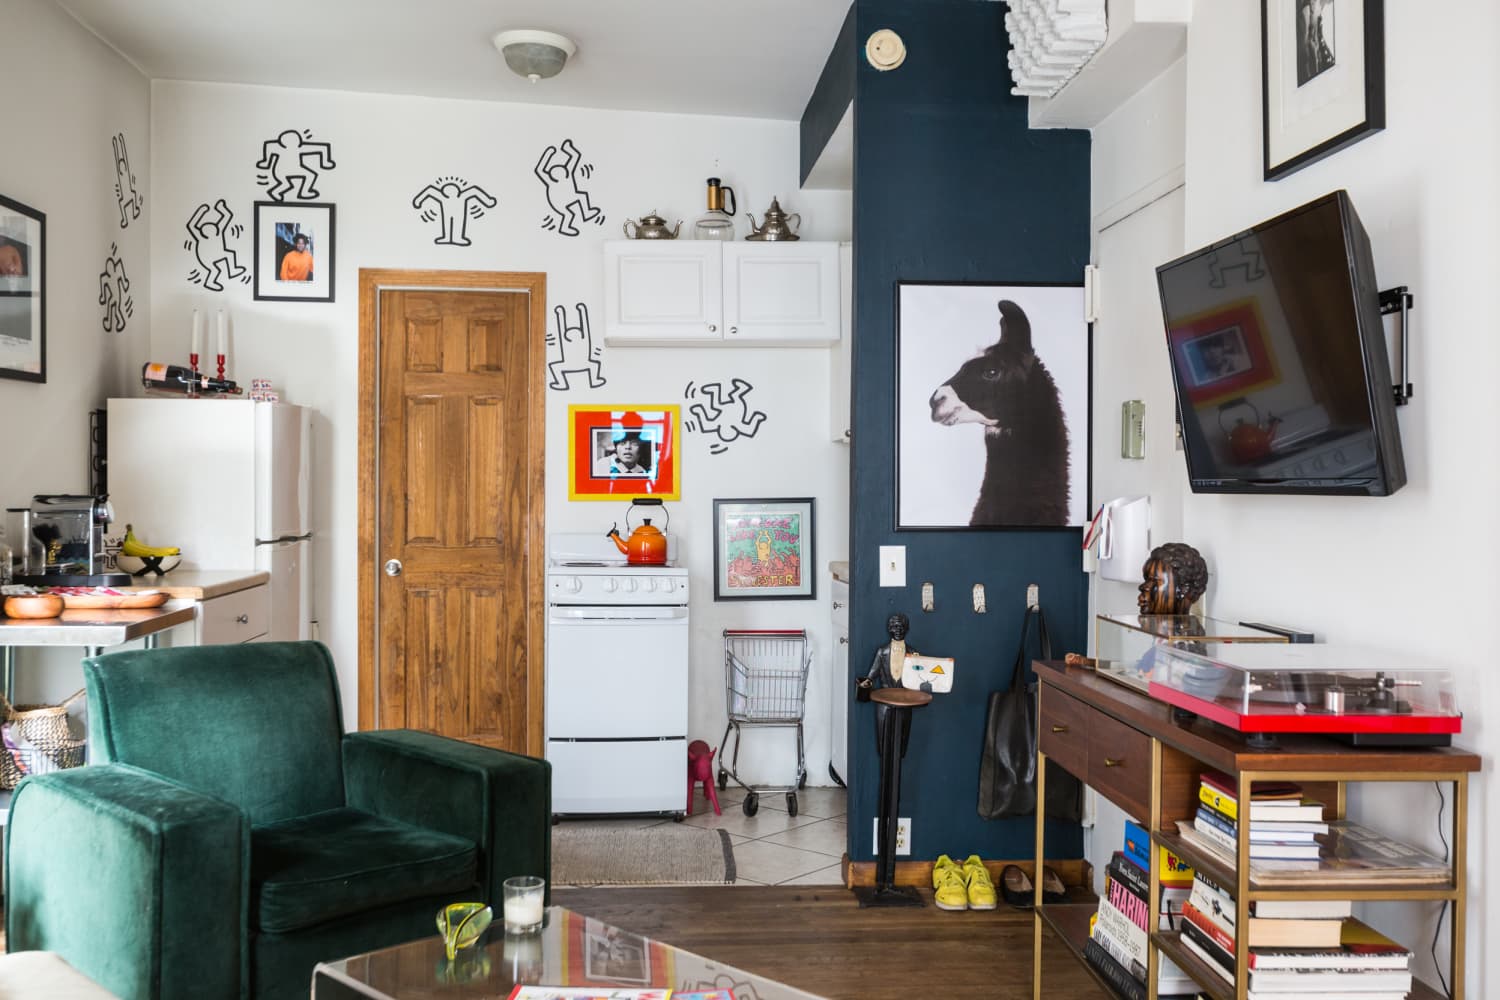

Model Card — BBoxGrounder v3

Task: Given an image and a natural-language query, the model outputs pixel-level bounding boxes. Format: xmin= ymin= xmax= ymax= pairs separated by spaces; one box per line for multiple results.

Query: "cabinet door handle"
xmin=707 ymin=323 xmax=717 ymax=333
xmin=1103 ymin=757 xmax=1124 ymax=767
xmin=729 ymin=326 xmax=738 ymax=335
xmin=1050 ymin=725 xmax=1069 ymax=734
xmin=235 ymin=614 xmax=249 ymax=624
xmin=832 ymin=601 xmax=844 ymax=609
xmin=838 ymin=636 xmax=848 ymax=645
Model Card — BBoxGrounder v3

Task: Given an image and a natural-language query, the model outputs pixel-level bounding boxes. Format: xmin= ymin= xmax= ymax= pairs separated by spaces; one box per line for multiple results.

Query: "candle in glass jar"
xmin=216 ymin=309 xmax=227 ymax=357
xmin=191 ymin=310 xmax=201 ymax=358
xmin=504 ymin=894 xmax=543 ymax=928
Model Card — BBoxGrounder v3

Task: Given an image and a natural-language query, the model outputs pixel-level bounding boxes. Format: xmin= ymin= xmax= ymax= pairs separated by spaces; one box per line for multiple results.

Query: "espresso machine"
xmin=14 ymin=494 xmax=131 ymax=587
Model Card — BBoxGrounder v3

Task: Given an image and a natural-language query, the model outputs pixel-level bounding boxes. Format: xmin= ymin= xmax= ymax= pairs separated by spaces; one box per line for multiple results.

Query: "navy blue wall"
xmin=800 ymin=5 xmax=857 ymax=186
xmin=842 ymin=0 xmax=1091 ymax=862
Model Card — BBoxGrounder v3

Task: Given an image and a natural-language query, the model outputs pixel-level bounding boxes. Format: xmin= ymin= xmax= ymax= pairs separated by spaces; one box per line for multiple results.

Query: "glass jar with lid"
xmin=692 ymin=177 xmax=737 ymax=241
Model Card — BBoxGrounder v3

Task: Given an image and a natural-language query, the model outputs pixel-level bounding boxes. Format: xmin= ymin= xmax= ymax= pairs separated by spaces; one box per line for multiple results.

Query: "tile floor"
xmin=559 ymin=784 xmax=848 ymax=886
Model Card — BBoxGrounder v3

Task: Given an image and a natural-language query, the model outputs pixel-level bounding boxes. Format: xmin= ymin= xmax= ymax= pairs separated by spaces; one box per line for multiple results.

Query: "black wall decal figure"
xmin=546 ymin=303 xmax=605 ymax=391
xmin=99 ymin=243 xmax=133 ymax=333
xmin=112 ymin=133 xmax=143 ymax=228
xmin=683 ymin=378 xmax=767 ymax=454
xmin=412 ymin=176 xmax=497 ymax=246
xmin=1207 ymin=244 xmax=1265 ymax=288
xmin=255 ymin=129 xmax=337 ymax=202
xmin=535 ymin=139 xmax=603 ymax=236
xmin=185 ymin=199 xmax=250 ymax=292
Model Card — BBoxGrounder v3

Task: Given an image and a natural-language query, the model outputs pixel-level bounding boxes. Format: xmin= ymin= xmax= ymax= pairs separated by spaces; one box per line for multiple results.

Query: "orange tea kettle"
xmin=1218 ymin=398 xmax=1280 ymax=465
xmin=606 ymin=499 xmax=670 ymax=565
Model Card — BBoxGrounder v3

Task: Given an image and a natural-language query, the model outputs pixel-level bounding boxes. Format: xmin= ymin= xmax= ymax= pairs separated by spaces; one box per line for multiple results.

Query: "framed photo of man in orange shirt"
xmin=253 ymin=201 xmax=335 ymax=302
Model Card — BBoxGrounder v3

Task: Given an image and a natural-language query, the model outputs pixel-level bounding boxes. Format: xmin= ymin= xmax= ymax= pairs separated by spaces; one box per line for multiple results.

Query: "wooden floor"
xmin=555 ymin=885 xmax=1109 ymax=1000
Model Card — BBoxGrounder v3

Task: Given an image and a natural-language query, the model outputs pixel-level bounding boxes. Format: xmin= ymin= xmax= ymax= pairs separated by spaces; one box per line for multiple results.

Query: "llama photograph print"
xmin=897 ymin=282 xmax=1088 ymax=528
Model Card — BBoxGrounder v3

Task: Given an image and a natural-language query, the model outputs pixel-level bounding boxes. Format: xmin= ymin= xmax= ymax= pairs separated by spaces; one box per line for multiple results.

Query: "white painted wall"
xmin=147 ymin=81 xmax=852 ymax=786
xmin=1089 ymin=4 xmax=1500 ymax=990
xmin=4 ymin=0 xmax=151 ymax=703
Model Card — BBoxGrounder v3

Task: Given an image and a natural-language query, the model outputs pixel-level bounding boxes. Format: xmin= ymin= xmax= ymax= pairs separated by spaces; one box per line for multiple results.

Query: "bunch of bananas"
xmin=121 ymin=524 xmax=180 ymax=558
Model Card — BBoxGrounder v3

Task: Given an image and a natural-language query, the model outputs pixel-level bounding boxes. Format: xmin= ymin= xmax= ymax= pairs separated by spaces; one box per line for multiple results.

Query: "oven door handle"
xmin=549 ymin=606 xmax=689 ymax=623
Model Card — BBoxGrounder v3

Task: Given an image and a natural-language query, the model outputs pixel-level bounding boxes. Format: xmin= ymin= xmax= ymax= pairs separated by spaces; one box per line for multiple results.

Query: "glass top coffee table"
xmin=313 ymin=905 xmax=825 ymax=999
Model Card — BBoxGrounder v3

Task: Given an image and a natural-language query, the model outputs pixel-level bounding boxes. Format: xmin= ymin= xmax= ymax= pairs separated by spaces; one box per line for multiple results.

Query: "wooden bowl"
xmin=3 ymin=594 xmax=65 ymax=619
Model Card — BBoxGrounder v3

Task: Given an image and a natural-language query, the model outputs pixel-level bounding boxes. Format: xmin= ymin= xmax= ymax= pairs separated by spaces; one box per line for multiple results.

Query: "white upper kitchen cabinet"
xmin=603 ymin=240 xmax=840 ymax=347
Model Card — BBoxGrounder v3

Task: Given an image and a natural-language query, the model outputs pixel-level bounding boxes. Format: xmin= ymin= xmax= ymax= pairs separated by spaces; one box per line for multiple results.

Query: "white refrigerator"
xmin=106 ymin=398 xmax=312 ymax=640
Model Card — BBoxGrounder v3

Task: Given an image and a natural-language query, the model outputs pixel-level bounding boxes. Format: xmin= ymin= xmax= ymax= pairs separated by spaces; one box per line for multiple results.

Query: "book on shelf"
xmin=1250 ymin=897 xmax=1353 ymax=920
xmin=1177 ymin=925 xmax=1235 ymax=985
xmin=1123 ymin=819 xmax=1194 ymax=885
xmin=1247 ymin=965 xmax=1414 ymax=993
xmin=1181 ymin=899 xmax=1235 ymax=956
xmin=1083 ymin=936 xmax=1148 ymax=1000
xmin=1184 ymin=881 xmax=1345 ymax=949
xmin=1107 ymin=852 xmax=1186 ymax=930
xmin=1247 ymin=917 xmax=1413 ymax=972
xmin=1190 ymin=815 xmax=1322 ymax=859
xmin=1093 ymin=859 xmax=1198 ymax=993
xmin=1194 ymin=805 xmax=1321 ymax=843
xmin=1198 ymin=771 xmax=1325 ymax=823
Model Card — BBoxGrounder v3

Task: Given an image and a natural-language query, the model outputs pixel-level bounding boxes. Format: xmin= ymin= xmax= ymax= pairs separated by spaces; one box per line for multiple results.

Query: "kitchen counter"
xmin=0 ymin=604 xmax=196 ymax=647
xmin=118 ymin=570 xmax=269 ymax=600
xmin=830 ymin=561 xmax=849 ymax=584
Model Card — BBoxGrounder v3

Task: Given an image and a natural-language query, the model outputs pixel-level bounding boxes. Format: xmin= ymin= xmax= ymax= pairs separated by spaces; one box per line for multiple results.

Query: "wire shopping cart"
xmin=718 ymin=629 xmax=812 ymax=817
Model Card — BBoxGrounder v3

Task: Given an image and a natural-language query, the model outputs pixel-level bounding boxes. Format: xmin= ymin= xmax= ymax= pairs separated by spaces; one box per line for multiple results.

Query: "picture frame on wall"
xmin=0 ymin=193 xmax=46 ymax=383
xmin=896 ymin=282 xmax=1090 ymax=530
xmin=1262 ymin=0 xmax=1385 ymax=180
xmin=567 ymin=404 xmax=681 ymax=501
xmin=712 ymin=498 xmax=816 ymax=601
xmin=253 ymin=201 xmax=336 ymax=302
xmin=1167 ymin=297 xmax=1279 ymax=407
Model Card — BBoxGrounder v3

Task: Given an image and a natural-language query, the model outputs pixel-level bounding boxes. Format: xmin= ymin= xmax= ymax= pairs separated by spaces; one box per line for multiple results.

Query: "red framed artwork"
xmin=1167 ymin=297 xmax=1279 ymax=406
xmin=567 ymin=404 xmax=680 ymax=501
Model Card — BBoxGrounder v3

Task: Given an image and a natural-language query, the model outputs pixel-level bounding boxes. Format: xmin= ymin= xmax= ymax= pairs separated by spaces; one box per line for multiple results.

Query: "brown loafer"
xmin=1000 ymin=864 xmax=1033 ymax=908
xmin=1041 ymin=866 xmax=1067 ymax=904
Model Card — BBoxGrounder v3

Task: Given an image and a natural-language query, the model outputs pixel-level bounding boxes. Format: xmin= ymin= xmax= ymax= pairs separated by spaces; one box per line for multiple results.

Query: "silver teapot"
xmin=745 ymin=197 xmax=801 ymax=241
xmin=622 ymin=211 xmax=682 ymax=240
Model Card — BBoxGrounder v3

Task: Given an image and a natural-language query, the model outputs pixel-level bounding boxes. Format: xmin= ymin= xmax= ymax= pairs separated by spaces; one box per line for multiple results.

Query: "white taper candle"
xmin=191 ymin=309 xmax=201 ymax=358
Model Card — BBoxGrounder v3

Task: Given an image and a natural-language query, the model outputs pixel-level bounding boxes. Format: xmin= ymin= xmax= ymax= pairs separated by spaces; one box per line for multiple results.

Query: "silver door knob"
xmin=384 ymin=559 xmax=403 ymax=577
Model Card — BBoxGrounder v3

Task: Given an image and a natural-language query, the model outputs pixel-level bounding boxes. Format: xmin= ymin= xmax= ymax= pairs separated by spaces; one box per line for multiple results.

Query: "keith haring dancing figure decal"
xmin=1207 ymin=243 xmax=1265 ymax=289
xmin=112 ymin=133 xmax=143 ymax=229
xmin=411 ymin=177 xmax=497 ymax=246
xmin=684 ymin=378 xmax=767 ymax=454
xmin=99 ymin=243 xmax=133 ymax=333
xmin=185 ymin=199 xmax=251 ymax=292
xmin=546 ymin=303 xmax=605 ymax=390
xmin=535 ymin=139 xmax=603 ymax=236
xmin=256 ymin=129 xmax=337 ymax=202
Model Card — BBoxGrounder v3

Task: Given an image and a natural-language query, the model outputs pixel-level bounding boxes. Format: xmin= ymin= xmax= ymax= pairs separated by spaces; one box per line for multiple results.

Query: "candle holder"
xmin=501 ymin=875 xmax=546 ymax=934
xmin=216 ymin=353 xmax=226 ymax=382
xmin=187 ymin=354 xmax=200 ymax=398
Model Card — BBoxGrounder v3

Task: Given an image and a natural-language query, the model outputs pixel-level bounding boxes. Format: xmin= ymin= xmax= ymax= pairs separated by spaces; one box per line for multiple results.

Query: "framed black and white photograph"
xmin=253 ymin=201 xmax=335 ymax=302
xmin=713 ymin=498 xmax=815 ymax=601
xmin=897 ymin=282 xmax=1089 ymax=530
xmin=1262 ymin=0 xmax=1384 ymax=180
xmin=0 ymin=193 xmax=45 ymax=382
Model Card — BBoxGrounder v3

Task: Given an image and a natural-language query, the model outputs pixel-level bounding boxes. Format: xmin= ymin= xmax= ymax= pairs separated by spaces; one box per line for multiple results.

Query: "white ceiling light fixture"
xmin=492 ymin=29 xmax=577 ymax=83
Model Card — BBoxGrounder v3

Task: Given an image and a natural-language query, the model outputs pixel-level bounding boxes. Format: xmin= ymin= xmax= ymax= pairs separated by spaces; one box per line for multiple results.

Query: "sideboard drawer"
xmin=1088 ymin=711 xmax=1151 ymax=822
xmin=198 ymin=584 xmax=270 ymax=645
xmin=1038 ymin=685 xmax=1090 ymax=779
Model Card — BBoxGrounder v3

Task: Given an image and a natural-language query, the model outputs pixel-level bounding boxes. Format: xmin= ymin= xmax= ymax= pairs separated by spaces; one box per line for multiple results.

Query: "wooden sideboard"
xmin=1031 ymin=658 xmax=1479 ymax=1000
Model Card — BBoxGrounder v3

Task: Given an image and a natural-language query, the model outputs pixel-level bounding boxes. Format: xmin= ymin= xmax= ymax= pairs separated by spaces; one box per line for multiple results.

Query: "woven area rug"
xmin=552 ymin=823 xmax=736 ymax=886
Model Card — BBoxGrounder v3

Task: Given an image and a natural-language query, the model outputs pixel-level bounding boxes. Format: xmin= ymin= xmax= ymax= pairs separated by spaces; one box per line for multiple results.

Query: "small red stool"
xmin=687 ymin=739 xmax=720 ymax=816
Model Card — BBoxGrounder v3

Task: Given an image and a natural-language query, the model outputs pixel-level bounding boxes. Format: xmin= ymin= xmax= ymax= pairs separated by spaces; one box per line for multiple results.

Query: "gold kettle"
xmin=746 ymin=197 xmax=801 ymax=241
xmin=623 ymin=211 xmax=682 ymax=240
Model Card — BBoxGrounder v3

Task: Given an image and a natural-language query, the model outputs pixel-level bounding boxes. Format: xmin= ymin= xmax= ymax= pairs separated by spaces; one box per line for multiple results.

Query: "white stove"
xmin=545 ymin=533 xmax=690 ymax=818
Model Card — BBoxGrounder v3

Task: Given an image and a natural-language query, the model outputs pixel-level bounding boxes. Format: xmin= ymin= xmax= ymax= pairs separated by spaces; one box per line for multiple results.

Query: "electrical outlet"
xmin=872 ymin=817 xmax=911 ymax=856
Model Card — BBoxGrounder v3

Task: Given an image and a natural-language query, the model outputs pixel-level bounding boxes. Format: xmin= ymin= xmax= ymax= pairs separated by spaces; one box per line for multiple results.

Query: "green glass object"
xmin=436 ymin=901 xmax=493 ymax=961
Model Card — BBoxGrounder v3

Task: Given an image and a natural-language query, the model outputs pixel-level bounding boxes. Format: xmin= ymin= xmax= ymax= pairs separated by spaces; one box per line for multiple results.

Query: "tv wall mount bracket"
xmin=1379 ymin=286 xmax=1414 ymax=406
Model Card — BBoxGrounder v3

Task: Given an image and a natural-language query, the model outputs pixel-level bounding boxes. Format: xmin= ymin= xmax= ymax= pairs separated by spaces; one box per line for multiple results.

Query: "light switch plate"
xmin=879 ymin=546 xmax=906 ymax=587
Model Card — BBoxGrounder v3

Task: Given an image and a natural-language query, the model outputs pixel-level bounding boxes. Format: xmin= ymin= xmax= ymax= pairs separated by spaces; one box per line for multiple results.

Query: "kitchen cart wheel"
xmin=743 ymin=793 xmax=759 ymax=817
xmin=672 ymin=812 xmax=686 ymax=823
xmin=717 ymin=770 xmax=728 ymax=791
xmin=786 ymin=793 xmax=798 ymax=817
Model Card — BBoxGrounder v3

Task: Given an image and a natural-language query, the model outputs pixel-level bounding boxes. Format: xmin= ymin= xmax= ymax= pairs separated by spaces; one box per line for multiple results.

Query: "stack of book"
xmin=1179 ymin=870 xmax=1415 ymax=998
xmin=1193 ymin=770 xmax=1328 ymax=860
xmin=1085 ymin=848 xmax=1200 ymax=999
xmin=1123 ymin=819 xmax=1194 ymax=928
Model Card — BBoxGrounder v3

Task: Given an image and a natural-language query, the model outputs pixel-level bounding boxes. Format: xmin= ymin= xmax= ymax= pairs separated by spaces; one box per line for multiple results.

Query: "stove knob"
xmin=601 ymin=577 xmax=618 ymax=593
xmin=623 ymin=578 xmax=638 ymax=593
xmin=642 ymin=577 xmax=658 ymax=592
xmin=563 ymin=576 xmax=583 ymax=593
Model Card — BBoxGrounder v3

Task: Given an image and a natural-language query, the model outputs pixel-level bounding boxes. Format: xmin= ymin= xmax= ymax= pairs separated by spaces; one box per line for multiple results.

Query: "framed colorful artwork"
xmin=0 ymin=193 xmax=46 ymax=382
xmin=1166 ymin=297 xmax=1279 ymax=407
xmin=712 ymin=498 xmax=815 ymax=601
xmin=568 ymin=405 xmax=680 ymax=501
xmin=253 ymin=201 xmax=335 ymax=302
xmin=1262 ymin=0 xmax=1384 ymax=180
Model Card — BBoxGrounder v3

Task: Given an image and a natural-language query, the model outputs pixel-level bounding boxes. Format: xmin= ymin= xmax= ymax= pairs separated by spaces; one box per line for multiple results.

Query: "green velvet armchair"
xmin=4 ymin=641 xmax=551 ymax=1000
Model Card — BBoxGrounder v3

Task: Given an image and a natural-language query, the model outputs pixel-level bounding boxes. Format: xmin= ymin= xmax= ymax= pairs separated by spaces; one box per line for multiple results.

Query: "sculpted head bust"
xmin=1138 ymin=542 xmax=1209 ymax=615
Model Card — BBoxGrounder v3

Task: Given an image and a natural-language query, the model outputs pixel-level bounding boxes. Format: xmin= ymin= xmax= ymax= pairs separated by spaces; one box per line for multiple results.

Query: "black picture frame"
xmin=1262 ymin=0 xmax=1385 ymax=181
xmin=712 ymin=498 xmax=816 ymax=601
xmin=253 ymin=201 xmax=336 ymax=302
xmin=895 ymin=281 xmax=1092 ymax=530
xmin=0 ymin=193 xmax=46 ymax=383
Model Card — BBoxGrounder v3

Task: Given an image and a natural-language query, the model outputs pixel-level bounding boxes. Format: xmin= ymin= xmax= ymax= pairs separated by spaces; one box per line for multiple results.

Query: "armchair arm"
xmin=342 ymin=730 xmax=551 ymax=906
xmin=5 ymin=763 xmax=247 ymax=1000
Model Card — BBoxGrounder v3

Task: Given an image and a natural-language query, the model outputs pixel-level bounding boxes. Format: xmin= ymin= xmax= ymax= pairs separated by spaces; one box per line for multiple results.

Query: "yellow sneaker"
xmin=932 ymin=854 xmax=968 ymax=911
xmin=962 ymin=855 xmax=997 ymax=910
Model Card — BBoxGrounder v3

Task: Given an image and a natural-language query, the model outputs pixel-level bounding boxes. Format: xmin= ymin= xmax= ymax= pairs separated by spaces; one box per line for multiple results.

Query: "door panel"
xmin=373 ymin=285 xmax=540 ymax=753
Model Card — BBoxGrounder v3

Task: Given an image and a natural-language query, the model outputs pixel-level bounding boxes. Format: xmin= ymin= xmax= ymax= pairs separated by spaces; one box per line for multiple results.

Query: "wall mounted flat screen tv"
xmin=1155 ymin=190 xmax=1406 ymax=496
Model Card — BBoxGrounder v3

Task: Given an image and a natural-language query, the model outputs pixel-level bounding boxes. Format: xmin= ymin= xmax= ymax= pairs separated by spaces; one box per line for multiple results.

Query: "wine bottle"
xmin=141 ymin=362 xmax=243 ymax=395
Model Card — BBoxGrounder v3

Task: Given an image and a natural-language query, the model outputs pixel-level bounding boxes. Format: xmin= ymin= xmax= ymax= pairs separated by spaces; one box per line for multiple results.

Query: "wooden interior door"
xmin=358 ymin=270 xmax=545 ymax=755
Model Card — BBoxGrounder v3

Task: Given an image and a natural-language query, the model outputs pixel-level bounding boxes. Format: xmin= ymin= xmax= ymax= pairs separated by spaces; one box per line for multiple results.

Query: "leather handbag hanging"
xmin=977 ymin=604 xmax=1084 ymax=821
